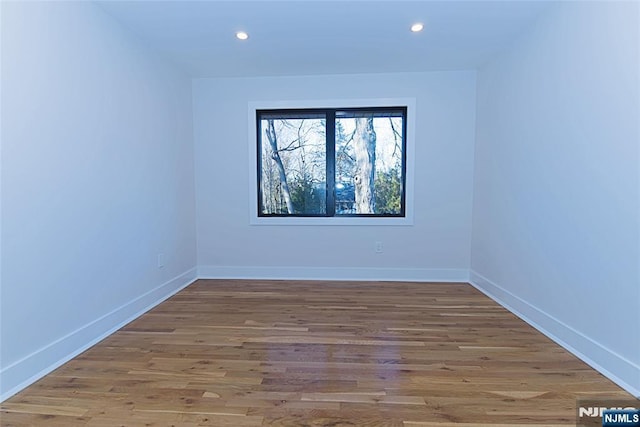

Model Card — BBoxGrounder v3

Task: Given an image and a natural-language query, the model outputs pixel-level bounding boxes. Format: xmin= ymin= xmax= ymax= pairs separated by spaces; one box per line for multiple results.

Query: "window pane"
xmin=259 ymin=116 xmax=326 ymax=215
xmin=335 ymin=112 xmax=404 ymax=215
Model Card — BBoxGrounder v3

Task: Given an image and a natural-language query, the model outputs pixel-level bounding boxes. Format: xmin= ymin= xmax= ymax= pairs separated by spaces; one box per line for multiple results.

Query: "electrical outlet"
xmin=157 ymin=253 xmax=165 ymax=268
xmin=375 ymin=241 xmax=383 ymax=253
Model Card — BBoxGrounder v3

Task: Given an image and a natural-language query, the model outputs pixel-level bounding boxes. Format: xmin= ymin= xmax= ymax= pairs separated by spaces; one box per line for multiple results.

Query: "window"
xmin=256 ymin=107 xmax=407 ymax=218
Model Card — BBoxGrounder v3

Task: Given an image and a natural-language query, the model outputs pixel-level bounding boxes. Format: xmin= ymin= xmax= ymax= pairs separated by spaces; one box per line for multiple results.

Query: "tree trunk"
xmin=353 ymin=117 xmax=376 ymax=214
xmin=265 ymin=120 xmax=294 ymax=214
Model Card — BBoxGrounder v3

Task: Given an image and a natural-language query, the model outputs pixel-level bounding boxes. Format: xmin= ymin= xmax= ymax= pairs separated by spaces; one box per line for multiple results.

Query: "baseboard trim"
xmin=198 ymin=265 xmax=469 ymax=283
xmin=0 ymin=267 xmax=198 ymax=402
xmin=469 ymin=270 xmax=640 ymax=398
xmin=6 ymin=267 xmax=636 ymax=402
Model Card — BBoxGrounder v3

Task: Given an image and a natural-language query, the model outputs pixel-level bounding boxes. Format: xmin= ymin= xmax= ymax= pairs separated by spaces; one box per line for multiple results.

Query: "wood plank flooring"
xmin=1 ymin=279 xmax=633 ymax=426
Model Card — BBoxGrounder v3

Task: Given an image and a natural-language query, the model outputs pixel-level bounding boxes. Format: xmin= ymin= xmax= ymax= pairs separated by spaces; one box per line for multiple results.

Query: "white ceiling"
xmin=95 ymin=1 xmax=553 ymax=78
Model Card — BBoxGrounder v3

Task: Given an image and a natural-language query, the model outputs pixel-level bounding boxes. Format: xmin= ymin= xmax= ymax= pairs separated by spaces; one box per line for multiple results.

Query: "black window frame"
xmin=256 ymin=106 xmax=407 ymax=218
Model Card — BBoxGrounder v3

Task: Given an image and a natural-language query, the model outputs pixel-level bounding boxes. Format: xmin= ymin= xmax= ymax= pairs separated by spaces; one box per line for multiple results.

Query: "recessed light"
xmin=236 ymin=31 xmax=249 ymax=40
xmin=410 ymin=23 xmax=424 ymax=33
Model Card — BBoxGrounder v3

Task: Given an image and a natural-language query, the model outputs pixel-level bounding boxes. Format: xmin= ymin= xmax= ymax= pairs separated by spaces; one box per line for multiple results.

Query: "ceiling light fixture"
xmin=410 ymin=23 xmax=424 ymax=33
xmin=236 ymin=31 xmax=249 ymax=40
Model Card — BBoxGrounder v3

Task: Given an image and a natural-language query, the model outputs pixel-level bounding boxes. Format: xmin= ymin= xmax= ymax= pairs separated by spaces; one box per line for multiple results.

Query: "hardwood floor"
xmin=1 ymin=279 xmax=633 ymax=426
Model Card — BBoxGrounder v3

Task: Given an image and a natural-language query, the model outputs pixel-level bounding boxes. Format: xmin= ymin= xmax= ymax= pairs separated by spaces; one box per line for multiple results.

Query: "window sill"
xmin=250 ymin=216 xmax=413 ymax=226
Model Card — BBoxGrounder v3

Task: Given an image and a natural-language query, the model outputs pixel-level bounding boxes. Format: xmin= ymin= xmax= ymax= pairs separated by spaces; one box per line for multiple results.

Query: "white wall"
xmin=193 ymin=72 xmax=476 ymax=281
xmin=471 ymin=1 xmax=640 ymax=396
xmin=3 ymin=0 xmax=635 ymax=404
xmin=0 ymin=1 xmax=197 ymax=400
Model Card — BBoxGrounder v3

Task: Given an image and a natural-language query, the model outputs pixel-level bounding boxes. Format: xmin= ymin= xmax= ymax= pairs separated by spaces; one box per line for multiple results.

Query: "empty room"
xmin=1 ymin=0 xmax=639 ymax=426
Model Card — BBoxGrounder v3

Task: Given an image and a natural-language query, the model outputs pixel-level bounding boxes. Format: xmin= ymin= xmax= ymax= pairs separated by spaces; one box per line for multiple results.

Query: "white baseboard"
xmin=198 ymin=265 xmax=469 ymax=283
xmin=469 ymin=270 xmax=640 ymax=398
xmin=5 ymin=267 xmax=636 ymax=403
xmin=0 ymin=267 xmax=198 ymax=402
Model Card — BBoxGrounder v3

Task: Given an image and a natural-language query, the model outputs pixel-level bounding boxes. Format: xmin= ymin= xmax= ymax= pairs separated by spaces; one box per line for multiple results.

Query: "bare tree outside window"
xmin=258 ymin=107 xmax=405 ymax=217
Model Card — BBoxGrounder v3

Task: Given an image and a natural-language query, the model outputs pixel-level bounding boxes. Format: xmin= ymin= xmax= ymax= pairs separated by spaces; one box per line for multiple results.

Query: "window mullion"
xmin=325 ymin=110 xmax=336 ymax=217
